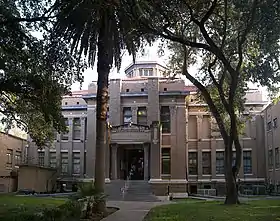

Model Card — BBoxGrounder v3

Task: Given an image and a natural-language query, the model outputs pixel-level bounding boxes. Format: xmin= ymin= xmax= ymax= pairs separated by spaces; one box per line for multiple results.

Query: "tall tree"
xmin=126 ymin=0 xmax=280 ymax=204
xmin=51 ymin=0 xmax=152 ymax=212
xmin=1 ymin=0 xmax=85 ymax=146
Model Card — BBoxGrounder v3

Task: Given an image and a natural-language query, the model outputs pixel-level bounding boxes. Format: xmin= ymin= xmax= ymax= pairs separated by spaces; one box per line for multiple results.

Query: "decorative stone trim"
xmin=149 ymin=179 xmax=188 ymax=184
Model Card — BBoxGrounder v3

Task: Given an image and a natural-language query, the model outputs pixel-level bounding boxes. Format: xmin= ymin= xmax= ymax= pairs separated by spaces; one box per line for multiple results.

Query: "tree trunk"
xmin=224 ymin=139 xmax=240 ymax=205
xmin=94 ymin=15 xmax=112 ymax=213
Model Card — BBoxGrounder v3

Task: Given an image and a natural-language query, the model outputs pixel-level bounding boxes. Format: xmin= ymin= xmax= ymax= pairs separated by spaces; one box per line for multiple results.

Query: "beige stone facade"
xmin=263 ymin=100 xmax=280 ymax=193
xmin=0 ymin=132 xmax=26 ymax=192
xmin=27 ymin=61 xmax=268 ymax=195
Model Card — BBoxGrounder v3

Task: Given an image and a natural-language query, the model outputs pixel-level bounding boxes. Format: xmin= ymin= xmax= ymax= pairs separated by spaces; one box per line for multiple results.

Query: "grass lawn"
xmin=0 ymin=194 xmax=66 ymax=207
xmin=145 ymin=199 xmax=280 ymax=221
xmin=0 ymin=194 xmax=67 ymax=218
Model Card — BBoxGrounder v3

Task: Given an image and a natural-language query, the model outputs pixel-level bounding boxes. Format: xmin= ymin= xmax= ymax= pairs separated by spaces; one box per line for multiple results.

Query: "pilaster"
xmin=132 ymin=106 xmax=138 ymax=124
xmin=68 ymin=118 xmax=73 ymax=175
xmin=149 ymin=121 xmax=161 ymax=180
xmin=111 ymin=143 xmax=118 ymax=180
xmin=143 ymin=143 xmax=150 ymax=180
xmin=86 ymin=106 xmax=96 ymax=178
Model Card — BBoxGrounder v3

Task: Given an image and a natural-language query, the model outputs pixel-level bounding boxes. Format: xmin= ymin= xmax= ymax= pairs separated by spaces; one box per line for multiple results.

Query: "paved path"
xmin=103 ymin=200 xmax=172 ymax=221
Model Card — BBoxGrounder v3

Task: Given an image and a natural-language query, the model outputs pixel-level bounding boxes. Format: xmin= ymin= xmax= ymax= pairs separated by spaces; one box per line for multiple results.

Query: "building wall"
xmin=263 ymin=101 xmax=280 ymax=191
xmin=0 ymin=133 xmax=26 ymax=192
xmin=18 ymin=165 xmax=57 ymax=193
xmin=26 ymin=62 xmax=269 ymax=196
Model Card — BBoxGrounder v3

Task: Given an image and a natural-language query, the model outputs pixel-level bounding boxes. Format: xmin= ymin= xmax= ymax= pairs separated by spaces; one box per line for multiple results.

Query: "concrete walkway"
xmin=103 ymin=200 xmax=172 ymax=221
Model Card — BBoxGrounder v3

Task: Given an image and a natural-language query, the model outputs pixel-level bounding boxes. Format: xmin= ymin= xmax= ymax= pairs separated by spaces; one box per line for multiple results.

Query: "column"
xmin=132 ymin=106 xmax=138 ymax=124
xmin=111 ymin=143 xmax=118 ymax=180
xmin=80 ymin=117 xmax=86 ymax=177
xmin=105 ymin=126 xmax=110 ymax=181
xmin=86 ymin=105 xmax=96 ymax=178
xmin=68 ymin=118 xmax=73 ymax=175
xmin=144 ymin=143 xmax=150 ymax=180
xmin=150 ymin=121 xmax=161 ymax=180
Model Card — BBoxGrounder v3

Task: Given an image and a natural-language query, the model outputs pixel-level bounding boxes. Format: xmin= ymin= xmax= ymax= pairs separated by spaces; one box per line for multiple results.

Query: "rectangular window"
xmin=139 ymin=68 xmax=153 ymax=76
xmin=61 ymin=152 xmax=68 ymax=174
xmin=160 ymin=106 xmax=170 ymax=133
xmin=6 ymin=149 xmax=13 ymax=167
xmin=267 ymin=121 xmax=272 ymax=131
xmin=61 ymin=118 xmax=69 ymax=140
xmin=216 ymin=151 xmax=224 ymax=174
xmin=202 ymin=152 xmax=211 ymax=175
xmin=137 ymin=107 xmax=147 ymax=125
xmin=38 ymin=152 xmax=45 ymax=166
xmin=84 ymin=118 xmax=87 ymax=140
xmin=161 ymin=148 xmax=171 ymax=175
xmin=123 ymin=107 xmax=132 ymax=124
xmin=49 ymin=152 xmax=56 ymax=168
xmin=73 ymin=118 xmax=81 ymax=140
xmin=15 ymin=151 xmax=21 ymax=166
xmin=276 ymin=148 xmax=280 ymax=168
xmin=273 ymin=118 xmax=278 ymax=128
xmin=243 ymin=151 xmax=252 ymax=174
xmin=268 ymin=149 xmax=273 ymax=169
xmin=72 ymin=152 xmax=81 ymax=175
xmin=188 ymin=152 xmax=198 ymax=175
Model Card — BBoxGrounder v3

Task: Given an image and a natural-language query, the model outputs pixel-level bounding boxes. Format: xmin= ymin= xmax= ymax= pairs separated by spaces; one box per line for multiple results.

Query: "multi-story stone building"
xmin=263 ymin=100 xmax=280 ymax=193
xmin=27 ymin=61 xmax=268 ymax=195
xmin=0 ymin=132 xmax=27 ymax=192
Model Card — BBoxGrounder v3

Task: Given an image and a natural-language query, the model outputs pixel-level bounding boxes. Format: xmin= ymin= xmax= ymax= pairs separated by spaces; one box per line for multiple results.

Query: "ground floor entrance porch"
xmin=110 ymin=143 xmax=150 ymax=181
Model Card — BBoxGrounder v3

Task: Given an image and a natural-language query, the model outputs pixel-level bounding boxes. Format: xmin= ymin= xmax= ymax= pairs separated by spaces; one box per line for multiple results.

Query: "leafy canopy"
xmin=1 ymin=0 xmax=86 ymax=147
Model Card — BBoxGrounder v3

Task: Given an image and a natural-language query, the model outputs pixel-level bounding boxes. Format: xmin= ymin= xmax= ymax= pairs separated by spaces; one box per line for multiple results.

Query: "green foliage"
xmin=50 ymin=0 xmax=154 ymax=69
xmin=1 ymin=0 xmax=86 ymax=147
xmin=77 ymin=182 xmax=107 ymax=219
xmin=0 ymin=200 xmax=82 ymax=221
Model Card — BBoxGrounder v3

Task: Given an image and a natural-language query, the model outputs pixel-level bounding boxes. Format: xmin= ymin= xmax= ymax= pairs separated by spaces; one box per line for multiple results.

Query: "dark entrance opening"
xmin=123 ymin=148 xmax=144 ymax=180
xmin=190 ymin=185 xmax=197 ymax=194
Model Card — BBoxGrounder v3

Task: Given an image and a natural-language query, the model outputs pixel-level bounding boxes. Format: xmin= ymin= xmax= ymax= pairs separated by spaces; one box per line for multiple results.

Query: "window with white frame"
xmin=73 ymin=118 xmax=81 ymax=140
xmin=72 ymin=152 xmax=81 ymax=175
xmin=137 ymin=107 xmax=147 ymax=125
xmin=275 ymin=147 xmax=279 ymax=168
xmin=49 ymin=152 xmax=56 ymax=168
xmin=243 ymin=150 xmax=252 ymax=174
xmin=202 ymin=152 xmax=211 ymax=175
xmin=188 ymin=152 xmax=198 ymax=175
xmin=139 ymin=68 xmax=153 ymax=76
xmin=38 ymin=152 xmax=45 ymax=166
xmin=123 ymin=107 xmax=132 ymax=124
xmin=216 ymin=151 xmax=224 ymax=174
xmin=61 ymin=152 xmax=68 ymax=174
xmin=161 ymin=148 xmax=171 ymax=175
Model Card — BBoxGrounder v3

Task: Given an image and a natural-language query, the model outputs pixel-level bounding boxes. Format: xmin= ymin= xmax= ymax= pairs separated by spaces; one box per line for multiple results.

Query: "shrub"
xmin=0 ymin=200 xmax=82 ymax=221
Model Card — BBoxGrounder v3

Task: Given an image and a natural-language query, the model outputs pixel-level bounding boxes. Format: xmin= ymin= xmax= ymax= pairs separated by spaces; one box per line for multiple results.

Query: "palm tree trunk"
xmin=94 ymin=15 xmax=112 ymax=213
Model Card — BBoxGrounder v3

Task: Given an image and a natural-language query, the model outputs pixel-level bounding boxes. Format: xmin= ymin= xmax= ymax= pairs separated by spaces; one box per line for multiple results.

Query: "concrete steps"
xmin=105 ymin=180 xmax=159 ymax=202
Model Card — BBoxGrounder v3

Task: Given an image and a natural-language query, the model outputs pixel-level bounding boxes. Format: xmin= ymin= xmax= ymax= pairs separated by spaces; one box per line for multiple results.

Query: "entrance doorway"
xmin=122 ymin=148 xmax=144 ymax=180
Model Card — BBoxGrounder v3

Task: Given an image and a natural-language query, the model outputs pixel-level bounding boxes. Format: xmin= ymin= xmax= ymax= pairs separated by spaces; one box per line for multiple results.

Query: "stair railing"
xmin=121 ymin=168 xmax=133 ymax=198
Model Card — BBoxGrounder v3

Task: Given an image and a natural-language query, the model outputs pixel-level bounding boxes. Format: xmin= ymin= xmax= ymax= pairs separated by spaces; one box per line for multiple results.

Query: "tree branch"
xmin=201 ymin=0 xmax=218 ymax=24
xmin=182 ymin=46 xmax=229 ymax=140
xmin=236 ymin=0 xmax=258 ymax=72
xmin=0 ymin=16 xmax=55 ymax=26
xmin=207 ymin=57 xmax=230 ymax=112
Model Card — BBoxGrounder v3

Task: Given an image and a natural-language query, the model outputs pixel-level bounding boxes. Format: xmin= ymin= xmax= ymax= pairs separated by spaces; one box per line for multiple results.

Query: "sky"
xmin=71 ymin=41 xmax=171 ymax=91
xmin=71 ymin=41 xmax=270 ymax=101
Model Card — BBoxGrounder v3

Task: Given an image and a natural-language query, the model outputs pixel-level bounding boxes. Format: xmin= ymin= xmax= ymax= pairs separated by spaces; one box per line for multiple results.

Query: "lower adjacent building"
xmin=0 ymin=132 xmax=26 ymax=192
xmin=26 ymin=62 xmax=269 ymax=195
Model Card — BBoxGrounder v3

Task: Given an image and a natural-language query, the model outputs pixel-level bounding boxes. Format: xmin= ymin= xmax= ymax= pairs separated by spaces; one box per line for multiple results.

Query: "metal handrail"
xmin=121 ymin=168 xmax=133 ymax=198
